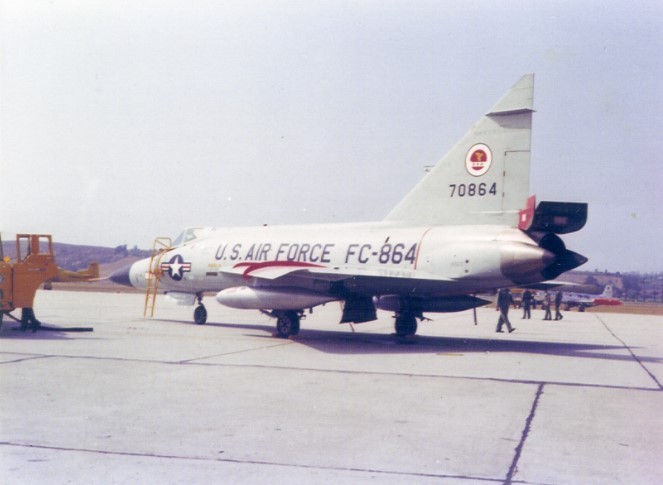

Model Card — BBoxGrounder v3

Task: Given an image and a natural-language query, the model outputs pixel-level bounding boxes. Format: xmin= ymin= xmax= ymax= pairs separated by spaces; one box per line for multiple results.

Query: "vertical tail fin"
xmin=385 ymin=74 xmax=534 ymax=226
xmin=601 ymin=284 xmax=614 ymax=298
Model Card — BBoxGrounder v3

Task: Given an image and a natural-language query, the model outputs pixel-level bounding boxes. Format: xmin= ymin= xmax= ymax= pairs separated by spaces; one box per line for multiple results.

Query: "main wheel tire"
xmin=194 ymin=305 xmax=207 ymax=325
xmin=290 ymin=315 xmax=300 ymax=336
xmin=276 ymin=311 xmax=300 ymax=338
xmin=395 ymin=312 xmax=417 ymax=337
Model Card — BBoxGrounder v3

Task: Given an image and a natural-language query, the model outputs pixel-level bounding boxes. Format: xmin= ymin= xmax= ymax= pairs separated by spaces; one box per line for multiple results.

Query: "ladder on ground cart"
xmin=144 ymin=237 xmax=172 ymax=317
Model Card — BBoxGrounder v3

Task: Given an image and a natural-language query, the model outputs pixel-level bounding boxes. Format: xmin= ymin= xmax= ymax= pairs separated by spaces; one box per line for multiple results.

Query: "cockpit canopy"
xmin=172 ymin=227 xmax=215 ymax=247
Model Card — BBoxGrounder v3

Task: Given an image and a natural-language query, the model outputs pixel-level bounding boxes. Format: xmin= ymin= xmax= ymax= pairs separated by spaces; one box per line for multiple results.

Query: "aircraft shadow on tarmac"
xmin=0 ymin=324 xmax=97 ymax=340
xmin=158 ymin=319 xmax=662 ymax=365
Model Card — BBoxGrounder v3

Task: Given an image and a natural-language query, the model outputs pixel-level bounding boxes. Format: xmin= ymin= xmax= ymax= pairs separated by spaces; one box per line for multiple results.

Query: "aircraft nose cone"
xmin=110 ymin=265 xmax=132 ymax=287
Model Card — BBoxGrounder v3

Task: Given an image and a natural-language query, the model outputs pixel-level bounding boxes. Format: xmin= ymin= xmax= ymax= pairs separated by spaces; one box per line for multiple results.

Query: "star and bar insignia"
xmin=161 ymin=254 xmax=191 ymax=281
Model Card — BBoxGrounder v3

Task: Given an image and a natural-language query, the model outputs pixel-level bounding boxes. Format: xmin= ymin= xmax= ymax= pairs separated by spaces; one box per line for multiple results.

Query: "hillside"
xmin=1 ymin=240 xmax=150 ymax=275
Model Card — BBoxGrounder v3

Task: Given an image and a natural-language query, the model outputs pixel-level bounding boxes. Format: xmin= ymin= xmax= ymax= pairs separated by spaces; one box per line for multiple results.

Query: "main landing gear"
xmin=274 ymin=310 xmax=301 ymax=339
xmin=394 ymin=311 xmax=418 ymax=337
xmin=270 ymin=309 xmax=418 ymax=339
xmin=193 ymin=293 xmax=207 ymax=325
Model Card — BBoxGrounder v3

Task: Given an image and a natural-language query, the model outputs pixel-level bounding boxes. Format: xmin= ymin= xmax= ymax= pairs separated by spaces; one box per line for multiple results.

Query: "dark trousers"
xmin=522 ymin=305 xmax=531 ymax=319
xmin=496 ymin=307 xmax=513 ymax=331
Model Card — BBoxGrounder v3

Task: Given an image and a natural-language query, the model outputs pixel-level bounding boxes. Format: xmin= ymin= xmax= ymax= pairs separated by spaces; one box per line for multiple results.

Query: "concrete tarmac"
xmin=1 ymin=290 xmax=661 ymax=484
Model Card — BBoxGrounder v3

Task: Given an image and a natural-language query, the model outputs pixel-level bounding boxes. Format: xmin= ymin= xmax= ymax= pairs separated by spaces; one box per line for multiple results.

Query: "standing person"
xmin=555 ymin=291 xmax=564 ymax=320
xmin=522 ymin=289 xmax=533 ymax=319
xmin=496 ymin=288 xmax=516 ymax=333
xmin=543 ymin=292 xmax=552 ymax=320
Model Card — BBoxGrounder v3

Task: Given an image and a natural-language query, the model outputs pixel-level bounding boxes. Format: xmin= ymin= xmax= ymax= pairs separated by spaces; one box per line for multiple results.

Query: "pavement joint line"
xmin=594 ymin=314 xmax=663 ymax=390
xmin=0 ymin=354 xmax=54 ymax=365
xmin=1 ymin=351 xmax=660 ymax=393
xmin=0 ymin=441 xmax=503 ymax=482
xmin=177 ymin=341 xmax=294 ymax=364
xmin=504 ymin=383 xmax=544 ymax=484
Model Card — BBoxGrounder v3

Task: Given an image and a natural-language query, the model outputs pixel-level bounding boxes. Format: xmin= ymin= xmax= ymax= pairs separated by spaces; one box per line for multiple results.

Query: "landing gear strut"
xmin=395 ymin=311 xmax=418 ymax=337
xmin=194 ymin=294 xmax=207 ymax=325
xmin=275 ymin=310 xmax=301 ymax=338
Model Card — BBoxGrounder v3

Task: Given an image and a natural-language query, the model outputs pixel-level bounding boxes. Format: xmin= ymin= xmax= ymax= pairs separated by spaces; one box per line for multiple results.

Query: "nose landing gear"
xmin=194 ymin=293 xmax=207 ymax=325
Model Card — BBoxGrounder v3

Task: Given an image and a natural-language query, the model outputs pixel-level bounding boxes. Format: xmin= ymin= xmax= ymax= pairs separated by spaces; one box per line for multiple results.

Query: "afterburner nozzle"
xmin=541 ymin=249 xmax=588 ymax=280
xmin=500 ymin=242 xmax=555 ymax=283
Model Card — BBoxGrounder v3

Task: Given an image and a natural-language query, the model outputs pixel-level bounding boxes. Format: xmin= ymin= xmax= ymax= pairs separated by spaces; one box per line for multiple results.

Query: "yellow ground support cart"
xmin=0 ymin=234 xmax=98 ymax=331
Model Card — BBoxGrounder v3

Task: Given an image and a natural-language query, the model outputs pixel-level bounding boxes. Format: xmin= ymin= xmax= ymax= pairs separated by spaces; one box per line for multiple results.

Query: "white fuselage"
xmin=127 ymin=222 xmax=550 ymax=299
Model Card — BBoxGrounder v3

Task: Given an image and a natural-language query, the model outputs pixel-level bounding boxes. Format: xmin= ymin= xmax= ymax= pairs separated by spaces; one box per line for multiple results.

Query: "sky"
xmin=1 ymin=0 xmax=661 ymax=273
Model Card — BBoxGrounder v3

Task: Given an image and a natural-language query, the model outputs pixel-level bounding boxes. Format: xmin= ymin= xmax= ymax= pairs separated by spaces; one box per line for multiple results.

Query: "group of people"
xmin=495 ymin=289 xmax=563 ymax=333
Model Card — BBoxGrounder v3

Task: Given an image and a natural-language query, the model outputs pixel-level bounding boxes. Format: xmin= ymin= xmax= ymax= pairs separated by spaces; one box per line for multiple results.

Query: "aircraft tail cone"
xmin=542 ymin=250 xmax=588 ymax=280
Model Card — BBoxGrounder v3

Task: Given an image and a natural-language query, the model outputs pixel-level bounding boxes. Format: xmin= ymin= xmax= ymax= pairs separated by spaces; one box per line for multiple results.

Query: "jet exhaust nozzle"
xmin=535 ymin=232 xmax=588 ymax=280
xmin=541 ymin=249 xmax=588 ymax=280
xmin=501 ymin=234 xmax=587 ymax=284
xmin=500 ymin=242 xmax=555 ymax=283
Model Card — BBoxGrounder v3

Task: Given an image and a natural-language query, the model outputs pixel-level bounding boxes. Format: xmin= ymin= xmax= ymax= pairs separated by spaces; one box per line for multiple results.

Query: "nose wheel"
xmin=193 ymin=294 xmax=207 ymax=325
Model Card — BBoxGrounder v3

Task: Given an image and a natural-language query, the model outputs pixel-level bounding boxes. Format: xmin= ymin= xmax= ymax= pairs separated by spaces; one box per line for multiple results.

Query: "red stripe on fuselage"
xmin=234 ymin=261 xmax=325 ymax=279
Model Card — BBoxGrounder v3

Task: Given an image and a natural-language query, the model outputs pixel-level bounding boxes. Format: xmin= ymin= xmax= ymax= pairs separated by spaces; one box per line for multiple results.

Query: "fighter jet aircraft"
xmin=561 ymin=284 xmax=622 ymax=311
xmin=111 ymin=74 xmax=588 ymax=337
